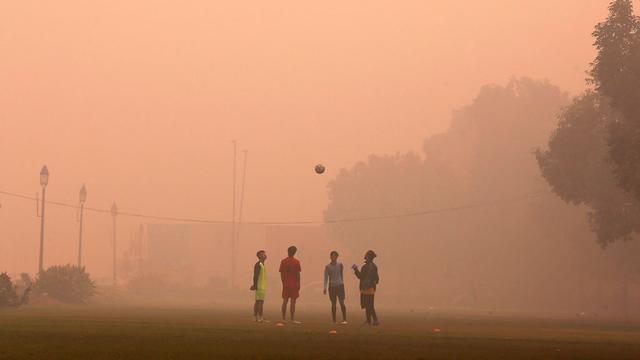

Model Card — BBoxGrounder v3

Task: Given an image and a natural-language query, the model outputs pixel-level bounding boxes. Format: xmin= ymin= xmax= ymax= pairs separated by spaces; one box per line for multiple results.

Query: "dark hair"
xmin=287 ymin=246 xmax=297 ymax=257
xmin=364 ymin=250 xmax=377 ymax=260
xmin=330 ymin=251 xmax=339 ymax=257
xmin=256 ymin=250 xmax=265 ymax=258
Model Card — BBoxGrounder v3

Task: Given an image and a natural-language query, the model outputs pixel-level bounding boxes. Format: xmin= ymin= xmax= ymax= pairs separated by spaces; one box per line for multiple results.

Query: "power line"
xmin=0 ymin=189 xmax=549 ymax=226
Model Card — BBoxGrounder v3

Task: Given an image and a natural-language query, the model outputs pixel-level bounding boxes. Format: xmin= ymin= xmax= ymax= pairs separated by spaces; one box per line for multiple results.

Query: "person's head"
xmin=364 ymin=250 xmax=377 ymax=262
xmin=330 ymin=251 xmax=339 ymax=263
xmin=256 ymin=250 xmax=267 ymax=261
xmin=287 ymin=246 xmax=297 ymax=257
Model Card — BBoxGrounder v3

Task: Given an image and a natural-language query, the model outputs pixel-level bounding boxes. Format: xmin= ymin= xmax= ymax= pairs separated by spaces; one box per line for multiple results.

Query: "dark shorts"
xmin=282 ymin=287 xmax=300 ymax=300
xmin=360 ymin=294 xmax=375 ymax=309
xmin=329 ymin=284 xmax=345 ymax=302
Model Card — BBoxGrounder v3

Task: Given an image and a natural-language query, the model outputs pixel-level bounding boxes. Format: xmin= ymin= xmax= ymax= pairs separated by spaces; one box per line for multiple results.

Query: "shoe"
xmin=260 ymin=319 xmax=271 ymax=323
xmin=341 ymin=321 xmax=348 ymax=325
xmin=292 ymin=320 xmax=303 ymax=325
xmin=372 ymin=321 xmax=380 ymax=326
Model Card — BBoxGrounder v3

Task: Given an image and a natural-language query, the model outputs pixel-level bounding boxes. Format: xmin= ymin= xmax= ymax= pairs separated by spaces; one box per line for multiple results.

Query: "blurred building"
xmin=132 ymin=223 xmax=334 ymax=288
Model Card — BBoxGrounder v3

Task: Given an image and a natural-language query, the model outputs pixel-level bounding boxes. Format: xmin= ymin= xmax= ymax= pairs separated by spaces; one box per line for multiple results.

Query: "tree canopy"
xmin=590 ymin=0 xmax=640 ymax=202
xmin=537 ymin=92 xmax=640 ymax=246
xmin=324 ymin=78 xmax=588 ymax=308
xmin=537 ymin=0 xmax=640 ymax=246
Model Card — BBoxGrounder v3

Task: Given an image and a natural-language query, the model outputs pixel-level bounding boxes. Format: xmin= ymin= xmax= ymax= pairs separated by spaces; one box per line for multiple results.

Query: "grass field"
xmin=1 ymin=305 xmax=640 ymax=359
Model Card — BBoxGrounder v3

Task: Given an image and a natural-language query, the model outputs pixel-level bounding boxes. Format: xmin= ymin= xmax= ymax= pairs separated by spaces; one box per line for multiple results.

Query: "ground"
xmin=1 ymin=305 xmax=640 ymax=359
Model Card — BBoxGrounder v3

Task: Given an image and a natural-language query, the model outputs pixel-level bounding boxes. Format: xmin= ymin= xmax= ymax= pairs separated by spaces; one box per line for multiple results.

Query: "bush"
xmin=0 ymin=273 xmax=30 ymax=307
xmin=35 ymin=265 xmax=96 ymax=303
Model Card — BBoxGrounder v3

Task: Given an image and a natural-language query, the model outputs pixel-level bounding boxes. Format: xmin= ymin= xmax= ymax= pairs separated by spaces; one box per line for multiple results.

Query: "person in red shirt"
xmin=279 ymin=246 xmax=302 ymax=324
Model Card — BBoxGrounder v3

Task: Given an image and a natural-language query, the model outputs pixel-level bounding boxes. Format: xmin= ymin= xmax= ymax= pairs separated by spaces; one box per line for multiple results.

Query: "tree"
xmin=590 ymin=1 xmax=640 ymax=202
xmin=0 ymin=273 xmax=30 ymax=307
xmin=536 ymin=92 xmax=640 ymax=246
xmin=324 ymin=78 xmax=575 ymax=307
xmin=35 ymin=265 xmax=96 ymax=303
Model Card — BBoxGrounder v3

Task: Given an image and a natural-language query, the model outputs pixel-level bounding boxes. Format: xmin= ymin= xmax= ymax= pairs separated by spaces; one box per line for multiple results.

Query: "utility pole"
xmin=78 ymin=184 xmax=87 ymax=267
xmin=111 ymin=202 xmax=118 ymax=286
xmin=230 ymin=140 xmax=237 ymax=287
xmin=38 ymin=165 xmax=49 ymax=273
xmin=236 ymin=150 xmax=248 ymax=262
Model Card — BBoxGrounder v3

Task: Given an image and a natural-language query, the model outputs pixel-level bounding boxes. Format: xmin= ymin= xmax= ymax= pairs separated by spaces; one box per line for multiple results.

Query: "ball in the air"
xmin=315 ymin=164 xmax=326 ymax=174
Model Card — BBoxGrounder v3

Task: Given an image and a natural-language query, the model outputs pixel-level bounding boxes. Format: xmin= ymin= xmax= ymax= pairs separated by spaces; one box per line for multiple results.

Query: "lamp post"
xmin=110 ymin=202 xmax=118 ymax=286
xmin=235 ymin=150 xmax=248 ymax=274
xmin=231 ymin=140 xmax=237 ymax=287
xmin=77 ymin=184 xmax=87 ymax=267
xmin=38 ymin=165 xmax=49 ymax=273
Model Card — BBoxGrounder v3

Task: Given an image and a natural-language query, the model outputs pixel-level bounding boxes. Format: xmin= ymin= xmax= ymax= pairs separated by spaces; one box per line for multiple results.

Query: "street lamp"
xmin=77 ymin=184 xmax=87 ymax=267
xmin=38 ymin=165 xmax=49 ymax=273
xmin=110 ymin=202 xmax=118 ymax=286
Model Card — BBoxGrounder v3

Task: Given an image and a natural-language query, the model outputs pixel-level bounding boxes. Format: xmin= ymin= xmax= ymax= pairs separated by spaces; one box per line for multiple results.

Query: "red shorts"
xmin=282 ymin=287 xmax=300 ymax=299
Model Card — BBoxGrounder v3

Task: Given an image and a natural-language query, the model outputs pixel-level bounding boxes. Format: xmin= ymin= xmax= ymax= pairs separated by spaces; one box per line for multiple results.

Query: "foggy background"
xmin=1 ymin=1 xmax=639 ymax=317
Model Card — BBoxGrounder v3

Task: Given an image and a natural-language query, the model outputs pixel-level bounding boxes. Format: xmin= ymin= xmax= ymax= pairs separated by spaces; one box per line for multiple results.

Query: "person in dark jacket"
xmin=352 ymin=250 xmax=379 ymax=325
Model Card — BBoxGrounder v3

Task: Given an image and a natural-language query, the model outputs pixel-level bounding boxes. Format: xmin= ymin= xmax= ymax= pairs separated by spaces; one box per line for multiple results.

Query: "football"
xmin=314 ymin=164 xmax=326 ymax=174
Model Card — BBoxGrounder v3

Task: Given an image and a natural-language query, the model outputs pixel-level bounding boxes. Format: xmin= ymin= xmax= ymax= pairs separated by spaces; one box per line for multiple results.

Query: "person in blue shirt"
xmin=324 ymin=250 xmax=347 ymax=324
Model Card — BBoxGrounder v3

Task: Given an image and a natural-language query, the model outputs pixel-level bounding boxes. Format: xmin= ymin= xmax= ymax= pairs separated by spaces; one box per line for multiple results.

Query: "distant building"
xmin=138 ymin=223 xmax=334 ymax=288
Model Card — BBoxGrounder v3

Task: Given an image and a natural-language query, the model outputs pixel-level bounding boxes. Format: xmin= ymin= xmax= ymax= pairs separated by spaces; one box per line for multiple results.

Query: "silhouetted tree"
xmin=590 ymin=1 xmax=640 ymax=202
xmin=537 ymin=1 xmax=640 ymax=246
xmin=325 ymin=78 xmax=575 ymax=307
xmin=537 ymin=92 xmax=640 ymax=246
xmin=35 ymin=265 xmax=96 ymax=303
xmin=0 ymin=273 xmax=30 ymax=307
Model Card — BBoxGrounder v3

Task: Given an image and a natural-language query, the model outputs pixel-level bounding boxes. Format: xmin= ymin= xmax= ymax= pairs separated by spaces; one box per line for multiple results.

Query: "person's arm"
xmin=340 ymin=263 xmax=344 ymax=283
xmin=280 ymin=261 xmax=285 ymax=283
xmin=353 ymin=265 xmax=361 ymax=279
xmin=296 ymin=261 xmax=301 ymax=283
xmin=323 ymin=266 xmax=329 ymax=293
xmin=372 ymin=264 xmax=379 ymax=285
xmin=251 ymin=263 xmax=260 ymax=290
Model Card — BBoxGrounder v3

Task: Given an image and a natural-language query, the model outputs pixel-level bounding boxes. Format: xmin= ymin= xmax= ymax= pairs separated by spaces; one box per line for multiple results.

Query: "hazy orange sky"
xmin=0 ymin=1 xmax=634 ymax=274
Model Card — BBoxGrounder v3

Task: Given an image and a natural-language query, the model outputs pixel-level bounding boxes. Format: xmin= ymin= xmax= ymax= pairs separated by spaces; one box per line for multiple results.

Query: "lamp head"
xmin=39 ymin=165 xmax=49 ymax=187
xmin=79 ymin=184 xmax=87 ymax=204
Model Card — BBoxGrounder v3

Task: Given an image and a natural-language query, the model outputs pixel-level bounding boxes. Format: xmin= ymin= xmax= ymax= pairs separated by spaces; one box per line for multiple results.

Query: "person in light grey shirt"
xmin=323 ymin=251 xmax=347 ymax=324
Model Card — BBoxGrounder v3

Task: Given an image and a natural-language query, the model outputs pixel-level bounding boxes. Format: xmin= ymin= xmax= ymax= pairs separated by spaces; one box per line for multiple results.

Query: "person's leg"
xmin=290 ymin=298 xmax=296 ymax=320
xmin=330 ymin=296 xmax=337 ymax=323
xmin=254 ymin=300 xmax=259 ymax=320
xmin=329 ymin=287 xmax=337 ymax=323
xmin=257 ymin=300 xmax=264 ymax=319
xmin=360 ymin=294 xmax=369 ymax=324
xmin=370 ymin=295 xmax=378 ymax=324
xmin=338 ymin=285 xmax=347 ymax=322
xmin=281 ymin=298 xmax=289 ymax=320
xmin=364 ymin=295 xmax=373 ymax=324
xmin=338 ymin=297 xmax=347 ymax=322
